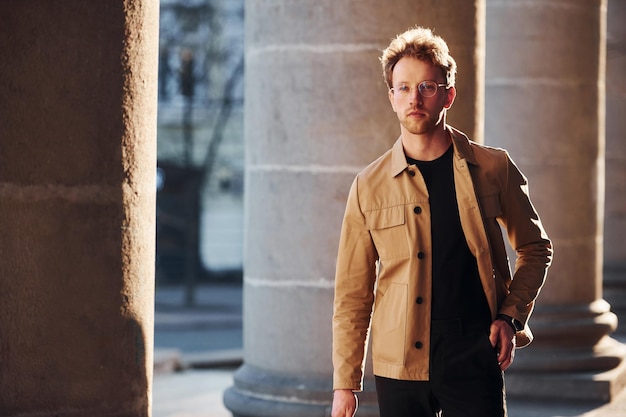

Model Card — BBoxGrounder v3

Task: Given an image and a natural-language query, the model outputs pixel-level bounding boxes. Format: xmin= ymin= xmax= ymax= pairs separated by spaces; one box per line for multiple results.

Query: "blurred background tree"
xmin=156 ymin=0 xmax=244 ymax=306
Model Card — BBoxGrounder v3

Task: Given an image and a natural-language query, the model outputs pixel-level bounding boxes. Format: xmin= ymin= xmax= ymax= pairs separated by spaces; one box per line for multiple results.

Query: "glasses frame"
xmin=390 ymin=81 xmax=449 ymax=98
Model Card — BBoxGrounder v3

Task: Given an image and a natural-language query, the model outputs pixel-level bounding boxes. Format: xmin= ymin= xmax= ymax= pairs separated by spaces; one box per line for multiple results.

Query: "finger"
xmin=500 ymin=349 xmax=514 ymax=370
xmin=489 ymin=322 xmax=502 ymax=347
xmin=498 ymin=342 xmax=514 ymax=370
xmin=332 ymin=406 xmax=354 ymax=417
xmin=498 ymin=352 xmax=509 ymax=371
xmin=335 ymin=404 xmax=355 ymax=417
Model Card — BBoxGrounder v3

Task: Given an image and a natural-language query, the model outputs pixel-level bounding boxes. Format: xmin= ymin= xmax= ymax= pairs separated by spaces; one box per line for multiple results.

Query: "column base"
xmin=223 ymin=364 xmax=379 ymax=417
xmin=604 ymin=263 xmax=626 ymax=334
xmin=506 ymin=299 xmax=626 ymax=402
xmin=506 ymin=356 xmax=626 ymax=402
xmin=514 ymin=300 xmax=624 ymax=372
xmin=513 ymin=335 xmax=626 ymax=373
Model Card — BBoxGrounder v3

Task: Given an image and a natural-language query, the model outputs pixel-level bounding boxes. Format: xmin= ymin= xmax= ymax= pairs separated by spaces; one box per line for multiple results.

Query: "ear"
xmin=388 ymin=88 xmax=397 ymax=112
xmin=444 ymin=86 xmax=456 ymax=109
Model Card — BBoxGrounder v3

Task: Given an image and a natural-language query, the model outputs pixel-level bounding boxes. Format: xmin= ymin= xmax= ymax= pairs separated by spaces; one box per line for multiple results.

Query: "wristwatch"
xmin=496 ymin=314 xmax=523 ymax=332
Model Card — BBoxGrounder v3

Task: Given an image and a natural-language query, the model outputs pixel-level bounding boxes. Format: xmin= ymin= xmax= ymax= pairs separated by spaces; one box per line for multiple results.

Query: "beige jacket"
xmin=332 ymin=126 xmax=552 ymax=390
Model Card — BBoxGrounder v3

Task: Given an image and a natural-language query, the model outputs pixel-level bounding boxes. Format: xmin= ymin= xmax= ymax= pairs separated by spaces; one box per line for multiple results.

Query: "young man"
xmin=331 ymin=27 xmax=552 ymax=417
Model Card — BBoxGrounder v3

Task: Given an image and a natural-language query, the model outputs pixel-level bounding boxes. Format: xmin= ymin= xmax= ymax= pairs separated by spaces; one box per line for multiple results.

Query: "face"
xmin=388 ymin=56 xmax=455 ymax=136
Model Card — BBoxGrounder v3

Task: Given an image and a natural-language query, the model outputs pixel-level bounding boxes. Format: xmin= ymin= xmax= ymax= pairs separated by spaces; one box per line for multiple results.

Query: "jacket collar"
xmin=389 ymin=125 xmax=478 ymax=177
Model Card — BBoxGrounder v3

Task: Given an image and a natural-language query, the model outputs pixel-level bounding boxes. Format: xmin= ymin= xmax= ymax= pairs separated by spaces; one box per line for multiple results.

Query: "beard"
xmin=399 ymin=110 xmax=442 ymax=135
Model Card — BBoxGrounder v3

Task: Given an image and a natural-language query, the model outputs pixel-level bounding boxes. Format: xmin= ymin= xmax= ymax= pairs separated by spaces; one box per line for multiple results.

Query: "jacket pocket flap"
xmin=365 ymin=206 xmax=405 ymax=230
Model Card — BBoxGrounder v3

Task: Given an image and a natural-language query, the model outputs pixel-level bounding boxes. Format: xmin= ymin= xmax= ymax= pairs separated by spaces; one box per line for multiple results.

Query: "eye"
xmin=420 ymin=82 xmax=436 ymax=93
xmin=397 ymin=84 xmax=410 ymax=93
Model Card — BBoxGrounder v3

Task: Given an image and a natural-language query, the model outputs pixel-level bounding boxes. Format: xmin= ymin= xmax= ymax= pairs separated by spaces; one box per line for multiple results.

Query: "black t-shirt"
xmin=408 ymin=146 xmax=490 ymax=323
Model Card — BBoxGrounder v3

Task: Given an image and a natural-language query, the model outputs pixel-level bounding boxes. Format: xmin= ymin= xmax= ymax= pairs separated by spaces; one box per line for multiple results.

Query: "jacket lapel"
xmin=449 ymin=127 xmax=498 ymax=317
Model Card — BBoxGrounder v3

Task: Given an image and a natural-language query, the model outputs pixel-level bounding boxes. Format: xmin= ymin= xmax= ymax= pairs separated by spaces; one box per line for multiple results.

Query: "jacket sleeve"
xmin=497 ymin=151 xmax=553 ymax=341
xmin=332 ymin=175 xmax=378 ymax=391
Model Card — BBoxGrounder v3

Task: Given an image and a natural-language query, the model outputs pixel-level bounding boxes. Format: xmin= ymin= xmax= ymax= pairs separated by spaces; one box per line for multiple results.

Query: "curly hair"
xmin=380 ymin=26 xmax=457 ymax=89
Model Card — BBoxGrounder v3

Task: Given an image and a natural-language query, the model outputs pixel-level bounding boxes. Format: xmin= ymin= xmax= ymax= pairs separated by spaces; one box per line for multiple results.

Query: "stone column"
xmin=0 ymin=2 xmax=158 ymax=416
xmin=603 ymin=0 xmax=626 ymax=333
xmin=224 ymin=1 xmax=484 ymax=416
xmin=486 ymin=0 xmax=626 ymax=401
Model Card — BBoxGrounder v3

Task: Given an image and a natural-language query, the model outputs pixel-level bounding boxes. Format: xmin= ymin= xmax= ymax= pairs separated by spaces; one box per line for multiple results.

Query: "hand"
xmin=331 ymin=389 xmax=358 ymax=417
xmin=489 ymin=319 xmax=516 ymax=371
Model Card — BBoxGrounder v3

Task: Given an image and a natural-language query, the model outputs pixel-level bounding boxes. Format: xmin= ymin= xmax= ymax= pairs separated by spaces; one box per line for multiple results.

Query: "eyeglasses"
xmin=391 ymin=81 xmax=448 ymax=98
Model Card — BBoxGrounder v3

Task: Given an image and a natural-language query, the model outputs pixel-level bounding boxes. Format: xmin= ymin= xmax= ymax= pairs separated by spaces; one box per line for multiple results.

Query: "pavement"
xmin=152 ymin=283 xmax=626 ymax=417
xmin=153 ymin=283 xmax=243 ymax=417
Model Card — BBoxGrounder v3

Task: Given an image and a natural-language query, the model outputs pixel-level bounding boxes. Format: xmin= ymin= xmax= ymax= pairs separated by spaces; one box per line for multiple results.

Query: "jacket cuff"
xmin=333 ymin=375 xmax=363 ymax=392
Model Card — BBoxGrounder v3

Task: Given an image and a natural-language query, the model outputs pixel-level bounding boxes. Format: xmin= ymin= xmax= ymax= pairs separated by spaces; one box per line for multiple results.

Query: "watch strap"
xmin=496 ymin=314 xmax=523 ymax=332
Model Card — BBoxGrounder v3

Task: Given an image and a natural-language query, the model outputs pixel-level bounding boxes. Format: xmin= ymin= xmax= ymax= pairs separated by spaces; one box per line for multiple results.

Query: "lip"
xmin=408 ymin=110 xmax=426 ymax=117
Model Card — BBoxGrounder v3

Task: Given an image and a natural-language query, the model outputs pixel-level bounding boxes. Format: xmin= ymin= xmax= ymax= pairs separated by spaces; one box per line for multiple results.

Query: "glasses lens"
xmin=418 ymin=81 xmax=438 ymax=97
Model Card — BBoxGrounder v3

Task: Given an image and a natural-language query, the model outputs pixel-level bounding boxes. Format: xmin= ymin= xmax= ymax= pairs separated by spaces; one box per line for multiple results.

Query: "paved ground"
xmin=153 ymin=368 xmax=235 ymax=417
xmin=153 ymin=284 xmax=241 ymax=417
xmin=152 ymin=283 xmax=626 ymax=417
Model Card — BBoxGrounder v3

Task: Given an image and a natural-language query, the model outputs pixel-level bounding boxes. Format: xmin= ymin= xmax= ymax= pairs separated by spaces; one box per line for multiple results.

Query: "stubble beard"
xmin=401 ymin=112 xmax=438 ymax=135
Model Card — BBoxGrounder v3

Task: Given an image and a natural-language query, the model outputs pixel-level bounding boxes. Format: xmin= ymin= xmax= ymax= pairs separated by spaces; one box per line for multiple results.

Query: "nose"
xmin=409 ymin=87 xmax=422 ymax=106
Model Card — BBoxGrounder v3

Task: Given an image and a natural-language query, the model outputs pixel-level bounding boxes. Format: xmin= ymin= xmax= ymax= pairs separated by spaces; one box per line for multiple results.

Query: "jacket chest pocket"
xmin=365 ymin=206 xmax=410 ymax=260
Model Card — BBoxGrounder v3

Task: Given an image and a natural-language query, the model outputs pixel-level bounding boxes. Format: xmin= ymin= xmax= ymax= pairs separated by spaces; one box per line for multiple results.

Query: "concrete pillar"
xmin=224 ymin=1 xmax=484 ymax=416
xmin=603 ymin=0 xmax=626 ymax=333
xmin=0 ymin=2 xmax=158 ymax=416
xmin=486 ymin=0 xmax=626 ymax=401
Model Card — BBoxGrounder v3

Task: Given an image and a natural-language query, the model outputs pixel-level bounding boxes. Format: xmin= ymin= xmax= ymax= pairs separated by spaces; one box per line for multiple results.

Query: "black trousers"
xmin=375 ymin=318 xmax=507 ymax=417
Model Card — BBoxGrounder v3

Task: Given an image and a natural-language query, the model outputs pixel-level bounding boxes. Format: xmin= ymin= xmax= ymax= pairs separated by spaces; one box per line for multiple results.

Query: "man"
xmin=331 ymin=27 xmax=552 ymax=417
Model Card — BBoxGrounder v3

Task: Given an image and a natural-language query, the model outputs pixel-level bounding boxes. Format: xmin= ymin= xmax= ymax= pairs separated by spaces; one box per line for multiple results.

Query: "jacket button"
xmin=413 ymin=206 xmax=422 ymax=214
xmin=408 ymin=170 xmax=416 ymax=177
xmin=414 ymin=341 xmax=423 ymax=349
xmin=417 ymin=252 xmax=425 ymax=259
xmin=416 ymin=297 xmax=423 ymax=304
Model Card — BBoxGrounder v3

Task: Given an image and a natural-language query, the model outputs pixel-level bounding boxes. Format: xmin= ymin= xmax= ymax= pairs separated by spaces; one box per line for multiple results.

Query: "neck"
xmin=401 ymin=124 xmax=452 ymax=161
